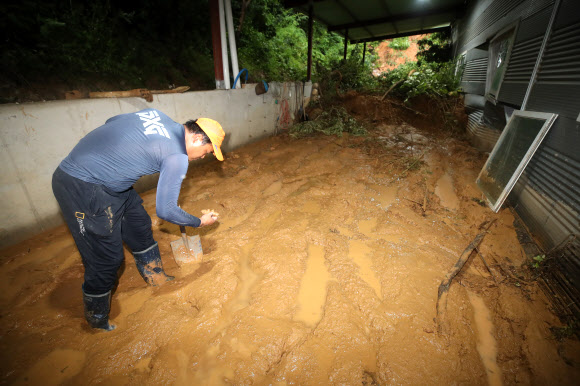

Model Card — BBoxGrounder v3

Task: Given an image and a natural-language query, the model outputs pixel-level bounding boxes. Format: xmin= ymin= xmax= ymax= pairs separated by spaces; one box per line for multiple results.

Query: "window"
xmin=486 ymin=24 xmax=518 ymax=103
xmin=476 ymin=111 xmax=558 ymax=212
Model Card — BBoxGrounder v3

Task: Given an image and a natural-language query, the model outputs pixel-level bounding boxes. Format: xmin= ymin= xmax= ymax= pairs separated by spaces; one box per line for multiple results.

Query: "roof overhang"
xmin=284 ymin=0 xmax=466 ymax=43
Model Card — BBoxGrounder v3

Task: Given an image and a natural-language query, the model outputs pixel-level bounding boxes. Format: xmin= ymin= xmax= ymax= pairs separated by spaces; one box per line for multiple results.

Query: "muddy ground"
xmin=1 ymin=94 xmax=579 ymax=385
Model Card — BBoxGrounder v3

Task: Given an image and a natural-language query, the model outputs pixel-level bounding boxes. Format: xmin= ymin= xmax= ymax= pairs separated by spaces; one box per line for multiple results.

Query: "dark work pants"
xmin=52 ymin=167 xmax=155 ymax=295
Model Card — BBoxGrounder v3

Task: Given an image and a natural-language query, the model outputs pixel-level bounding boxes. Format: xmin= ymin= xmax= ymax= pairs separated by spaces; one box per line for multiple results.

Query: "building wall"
xmin=454 ymin=0 xmax=580 ymax=321
xmin=0 ymin=83 xmax=300 ymax=248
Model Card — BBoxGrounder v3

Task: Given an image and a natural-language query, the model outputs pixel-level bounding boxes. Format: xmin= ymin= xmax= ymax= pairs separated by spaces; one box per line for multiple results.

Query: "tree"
xmin=416 ymin=31 xmax=452 ymax=64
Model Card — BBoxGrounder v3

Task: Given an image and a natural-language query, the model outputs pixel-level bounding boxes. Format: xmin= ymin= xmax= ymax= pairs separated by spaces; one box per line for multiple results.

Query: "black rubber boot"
xmin=133 ymin=242 xmax=175 ymax=286
xmin=83 ymin=288 xmax=116 ymax=331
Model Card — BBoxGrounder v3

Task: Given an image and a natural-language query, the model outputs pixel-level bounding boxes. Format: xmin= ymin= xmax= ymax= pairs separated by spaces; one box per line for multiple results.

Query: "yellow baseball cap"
xmin=196 ymin=118 xmax=225 ymax=161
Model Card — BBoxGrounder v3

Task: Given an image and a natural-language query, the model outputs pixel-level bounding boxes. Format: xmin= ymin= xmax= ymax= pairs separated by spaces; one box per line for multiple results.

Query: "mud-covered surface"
xmin=1 ymin=95 xmax=579 ymax=384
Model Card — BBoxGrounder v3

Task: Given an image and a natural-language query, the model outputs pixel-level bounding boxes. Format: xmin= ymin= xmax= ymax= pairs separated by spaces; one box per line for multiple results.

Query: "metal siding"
xmin=509 ymin=1 xmax=580 ymax=323
xmin=458 ymin=0 xmax=525 ymax=49
xmin=530 ymin=148 xmax=580 ymax=210
xmin=553 ymin=0 xmax=580 ymax=29
xmin=511 ymin=176 xmax=577 ymax=248
xmin=498 ymin=6 xmax=553 ymax=106
xmin=464 ymin=93 xmax=487 ymax=110
xmin=466 ymin=47 xmax=489 ymax=62
xmin=462 ymin=57 xmax=488 ymax=83
xmin=509 ymin=117 xmax=580 ymax=248
xmin=515 ymin=5 xmax=553 ymax=43
xmin=526 ymin=84 xmax=580 ymax=120
xmin=540 ymin=115 xmax=580 ymax=160
xmin=461 ymin=56 xmax=487 ymax=95
xmin=466 ymin=109 xmax=502 ymax=151
xmin=457 ymin=0 xmax=580 ymax=327
xmin=539 ymin=242 xmax=580 ymax=324
xmin=457 ymin=0 xmax=554 ymax=53
xmin=521 ymin=0 xmax=555 ymax=18
xmin=466 ymin=109 xmax=484 ymax=136
xmin=526 ymin=21 xmax=580 ymax=119
xmin=461 ymin=82 xmax=486 ymax=95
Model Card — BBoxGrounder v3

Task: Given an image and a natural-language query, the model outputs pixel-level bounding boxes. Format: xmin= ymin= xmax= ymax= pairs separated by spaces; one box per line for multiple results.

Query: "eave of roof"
xmin=284 ymin=0 xmax=466 ymax=42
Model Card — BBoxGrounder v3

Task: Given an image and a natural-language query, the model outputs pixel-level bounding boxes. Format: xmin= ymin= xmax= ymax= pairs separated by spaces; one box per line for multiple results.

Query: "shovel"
xmin=170 ymin=225 xmax=203 ymax=265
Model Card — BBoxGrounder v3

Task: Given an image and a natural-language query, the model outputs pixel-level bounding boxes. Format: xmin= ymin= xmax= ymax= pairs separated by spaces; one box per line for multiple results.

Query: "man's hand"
xmin=199 ymin=210 xmax=219 ymax=227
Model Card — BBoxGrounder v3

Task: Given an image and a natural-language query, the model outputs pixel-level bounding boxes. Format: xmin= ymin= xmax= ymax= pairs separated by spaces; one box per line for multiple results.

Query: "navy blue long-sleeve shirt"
xmin=59 ymin=109 xmax=201 ymax=227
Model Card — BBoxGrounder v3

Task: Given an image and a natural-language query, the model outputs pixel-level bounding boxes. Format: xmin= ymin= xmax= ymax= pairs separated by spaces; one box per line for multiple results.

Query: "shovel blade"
xmin=170 ymin=234 xmax=203 ymax=264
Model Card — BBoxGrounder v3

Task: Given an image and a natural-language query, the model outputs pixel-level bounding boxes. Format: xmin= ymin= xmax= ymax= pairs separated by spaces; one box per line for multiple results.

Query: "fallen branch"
xmin=476 ymin=247 xmax=498 ymax=284
xmin=89 ymin=86 xmax=190 ymax=102
xmin=381 ymin=69 xmax=415 ymax=101
xmin=386 ymin=99 xmax=427 ymax=116
xmin=422 ymin=181 xmax=428 ymax=213
xmin=388 ymin=153 xmax=425 ymax=183
xmin=436 ymin=219 xmax=496 ymax=334
xmin=403 ymin=197 xmax=423 ymax=206
xmin=404 ymin=194 xmax=427 ymax=215
xmin=149 ymin=86 xmax=190 ymax=94
xmin=90 ymin=88 xmax=153 ymax=102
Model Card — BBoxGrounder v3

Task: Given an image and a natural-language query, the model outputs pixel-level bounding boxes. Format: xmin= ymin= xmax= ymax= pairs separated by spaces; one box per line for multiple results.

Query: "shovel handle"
xmin=179 ymin=225 xmax=190 ymax=252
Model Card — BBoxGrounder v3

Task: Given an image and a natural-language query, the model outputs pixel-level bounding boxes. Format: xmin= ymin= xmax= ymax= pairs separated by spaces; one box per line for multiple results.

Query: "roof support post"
xmin=362 ymin=42 xmax=366 ymax=64
xmin=225 ymin=0 xmax=240 ymax=88
xmin=209 ymin=0 xmax=225 ymax=89
xmin=307 ymin=3 xmax=314 ymax=82
xmin=218 ymin=0 xmax=231 ymax=89
xmin=343 ymin=29 xmax=349 ymax=60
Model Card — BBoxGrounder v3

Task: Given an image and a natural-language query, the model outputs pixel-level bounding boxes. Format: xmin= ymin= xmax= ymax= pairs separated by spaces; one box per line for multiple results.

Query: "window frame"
xmin=485 ymin=22 xmax=519 ymax=104
xmin=476 ymin=110 xmax=558 ymax=212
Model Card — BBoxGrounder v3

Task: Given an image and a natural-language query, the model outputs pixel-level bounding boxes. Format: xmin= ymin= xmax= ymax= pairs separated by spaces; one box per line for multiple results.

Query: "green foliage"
xmin=417 ymin=31 xmax=452 ymax=64
xmin=550 ymin=321 xmax=578 ymax=341
xmin=0 ymin=0 xmax=376 ymax=96
xmin=338 ymin=45 xmax=380 ymax=90
xmin=315 ymin=44 xmax=381 ymax=98
xmin=289 ymin=106 xmax=367 ymax=138
xmin=379 ymin=61 xmax=461 ymax=101
xmin=238 ymin=0 xmax=347 ymax=82
xmin=389 ymin=37 xmax=410 ymax=51
xmin=238 ymin=4 xmax=308 ymax=81
xmin=375 ymin=32 xmax=459 ymax=101
xmin=1 ymin=0 xmax=215 ymax=89
xmin=531 ymin=254 xmax=546 ymax=269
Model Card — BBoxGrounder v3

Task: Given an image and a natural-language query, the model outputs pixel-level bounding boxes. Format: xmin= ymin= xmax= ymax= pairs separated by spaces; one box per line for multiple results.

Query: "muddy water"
xmin=467 ymin=290 xmax=502 ymax=386
xmin=2 ymin=100 xmax=580 ymax=384
xmin=13 ymin=349 xmax=86 ymax=385
xmin=435 ymin=172 xmax=459 ymax=211
xmin=295 ymin=244 xmax=331 ymax=326
xmin=349 ymin=240 xmax=382 ymax=300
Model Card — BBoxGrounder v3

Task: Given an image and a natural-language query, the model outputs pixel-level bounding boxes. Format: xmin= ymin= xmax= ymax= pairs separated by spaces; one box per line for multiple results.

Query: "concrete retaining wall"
xmin=0 ymin=83 xmax=299 ymax=248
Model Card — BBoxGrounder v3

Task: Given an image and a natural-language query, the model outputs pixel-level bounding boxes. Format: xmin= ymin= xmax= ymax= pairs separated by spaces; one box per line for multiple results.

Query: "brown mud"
xmin=1 ymin=94 xmax=579 ymax=384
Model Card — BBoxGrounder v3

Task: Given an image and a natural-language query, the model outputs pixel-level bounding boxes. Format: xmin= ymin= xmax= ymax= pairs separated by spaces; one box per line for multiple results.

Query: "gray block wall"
xmin=0 ymin=84 xmax=300 ymax=248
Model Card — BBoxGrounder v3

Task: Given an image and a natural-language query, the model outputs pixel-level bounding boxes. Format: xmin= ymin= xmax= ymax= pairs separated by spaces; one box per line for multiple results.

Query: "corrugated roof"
xmin=284 ymin=0 xmax=466 ymax=42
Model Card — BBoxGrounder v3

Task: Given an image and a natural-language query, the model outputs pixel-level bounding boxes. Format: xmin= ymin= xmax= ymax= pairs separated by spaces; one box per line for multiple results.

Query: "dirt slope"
xmin=1 ymin=94 xmax=579 ymax=384
xmin=373 ymin=35 xmax=423 ymax=74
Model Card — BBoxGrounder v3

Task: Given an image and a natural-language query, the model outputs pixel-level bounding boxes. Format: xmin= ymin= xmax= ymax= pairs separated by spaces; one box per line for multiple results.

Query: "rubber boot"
xmin=133 ymin=242 xmax=175 ymax=286
xmin=83 ymin=288 xmax=116 ymax=331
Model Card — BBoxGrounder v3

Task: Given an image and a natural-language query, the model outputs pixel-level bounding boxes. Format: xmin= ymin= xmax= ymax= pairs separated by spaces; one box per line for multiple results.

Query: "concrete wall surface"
xmin=0 ymin=83 xmax=299 ymax=248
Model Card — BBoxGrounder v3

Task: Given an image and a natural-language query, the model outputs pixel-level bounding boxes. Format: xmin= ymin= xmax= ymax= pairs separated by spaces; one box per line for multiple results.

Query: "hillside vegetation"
xmin=0 ymin=0 xmax=457 ymax=103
